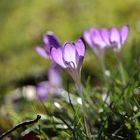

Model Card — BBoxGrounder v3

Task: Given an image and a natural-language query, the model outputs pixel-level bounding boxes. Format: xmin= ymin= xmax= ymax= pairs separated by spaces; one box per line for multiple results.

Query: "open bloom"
xmin=83 ymin=24 xmax=129 ymax=53
xmin=36 ymin=64 xmax=62 ymax=101
xmin=50 ymin=38 xmax=86 ymax=84
xmin=35 ymin=32 xmax=61 ymax=59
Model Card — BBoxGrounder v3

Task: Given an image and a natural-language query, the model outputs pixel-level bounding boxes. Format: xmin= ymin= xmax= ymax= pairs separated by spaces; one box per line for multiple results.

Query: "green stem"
xmin=98 ymin=49 xmax=108 ymax=81
xmin=116 ymin=52 xmax=126 ymax=85
xmin=76 ymin=80 xmax=91 ymax=139
xmin=99 ymin=55 xmax=106 ymax=77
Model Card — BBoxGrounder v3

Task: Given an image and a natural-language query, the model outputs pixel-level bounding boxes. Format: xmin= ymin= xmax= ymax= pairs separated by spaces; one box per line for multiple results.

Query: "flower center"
xmin=65 ymin=61 xmax=76 ymax=69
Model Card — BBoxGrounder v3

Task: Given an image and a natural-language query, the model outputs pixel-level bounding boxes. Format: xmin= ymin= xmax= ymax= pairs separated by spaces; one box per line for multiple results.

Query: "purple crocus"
xmin=83 ymin=27 xmax=110 ymax=57
xmin=110 ymin=25 xmax=129 ymax=52
xmin=50 ymin=38 xmax=86 ymax=84
xmin=83 ymin=27 xmax=110 ymax=74
xmin=36 ymin=81 xmax=49 ymax=101
xmin=35 ymin=32 xmax=61 ymax=59
xmin=83 ymin=24 xmax=129 ymax=53
xmin=48 ymin=64 xmax=62 ymax=87
xmin=36 ymin=64 xmax=62 ymax=101
xmin=83 ymin=25 xmax=129 ymax=77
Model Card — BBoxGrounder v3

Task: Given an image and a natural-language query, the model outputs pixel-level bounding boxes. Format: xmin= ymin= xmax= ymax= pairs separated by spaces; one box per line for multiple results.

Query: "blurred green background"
xmin=0 ymin=0 xmax=140 ymax=90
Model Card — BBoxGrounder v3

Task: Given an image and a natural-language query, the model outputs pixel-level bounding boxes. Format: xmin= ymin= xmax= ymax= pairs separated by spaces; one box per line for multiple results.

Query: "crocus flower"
xmin=50 ymin=38 xmax=86 ymax=85
xmin=109 ymin=24 xmax=129 ymax=52
xmin=36 ymin=81 xmax=49 ymax=101
xmin=83 ymin=27 xmax=110 ymax=74
xmin=35 ymin=32 xmax=61 ymax=59
xmin=83 ymin=25 xmax=129 ymax=77
xmin=110 ymin=25 xmax=129 ymax=85
xmin=48 ymin=64 xmax=62 ymax=87
xmin=36 ymin=64 xmax=62 ymax=101
xmin=83 ymin=27 xmax=110 ymax=57
xmin=83 ymin=24 xmax=129 ymax=53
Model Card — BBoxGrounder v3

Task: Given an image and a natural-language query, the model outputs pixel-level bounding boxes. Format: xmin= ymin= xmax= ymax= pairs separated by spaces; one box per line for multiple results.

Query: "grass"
xmin=0 ymin=0 xmax=140 ymax=139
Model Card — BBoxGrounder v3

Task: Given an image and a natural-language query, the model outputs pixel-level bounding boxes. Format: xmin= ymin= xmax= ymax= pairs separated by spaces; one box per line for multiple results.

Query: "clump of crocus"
xmin=50 ymin=38 xmax=92 ymax=137
xmin=83 ymin=27 xmax=110 ymax=75
xmin=83 ymin=24 xmax=129 ymax=80
xmin=83 ymin=24 xmax=129 ymax=53
xmin=36 ymin=64 xmax=62 ymax=101
xmin=50 ymin=38 xmax=86 ymax=86
xmin=35 ymin=32 xmax=61 ymax=59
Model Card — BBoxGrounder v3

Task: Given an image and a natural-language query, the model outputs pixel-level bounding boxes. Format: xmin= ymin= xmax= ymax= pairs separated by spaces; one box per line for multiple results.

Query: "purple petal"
xmin=91 ymin=28 xmax=106 ymax=48
xmin=75 ymin=39 xmax=86 ymax=57
xmin=100 ymin=28 xmax=110 ymax=46
xmin=43 ymin=32 xmax=61 ymax=50
xmin=110 ymin=27 xmax=121 ymax=45
xmin=36 ymin=82 xmax=49 ymax=101
xmin=83 ymin=30 xmax=93 ymax=47
xmin=76 ymin=51 xmax=84 ymax=71
xmin=51 ymin=47 xmax=66 ymax=68
xmin=121 ymin=24 xmax=129 ymax=44
xmin=63 ymin=42 xmax=77 ymax=67
xmin=48 ymin=65 xmax=62 ymax=87
xmin=35 ymin=46 xmax=49 ymax=59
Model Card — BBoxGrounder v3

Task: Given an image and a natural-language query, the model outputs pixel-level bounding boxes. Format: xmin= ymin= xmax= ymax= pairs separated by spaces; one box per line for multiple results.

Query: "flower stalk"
xmin=116 ymin=52 xmax=126 ymax=85
xmin=75 ymin=78 xmax=92 ymax=139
